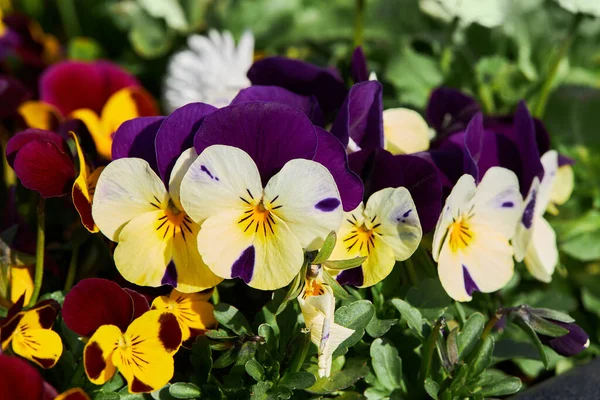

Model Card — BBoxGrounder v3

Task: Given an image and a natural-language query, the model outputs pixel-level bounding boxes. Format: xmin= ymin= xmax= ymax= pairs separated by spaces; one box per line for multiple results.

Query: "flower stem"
xmin=57 ymin=0 xmax=81 ymax=39
xmin=481 ymin=312 xmax=502 ymax=340
xmin=288 ymin=329 xmax=311 ymax=374
xmin=353 ymin=0 xmax=366 ymax=48
xmin=419 ymin=317 xmax=446 ymax=382
xmin=533 ymin=13 xmax=584 ymax=118
xmin=64 ymin=242 xmax=79 ymax=292
xmin=29 ymin=197 xmax=45 ymax=307
xmin=405 ymin=258 xmax=418 ymax=286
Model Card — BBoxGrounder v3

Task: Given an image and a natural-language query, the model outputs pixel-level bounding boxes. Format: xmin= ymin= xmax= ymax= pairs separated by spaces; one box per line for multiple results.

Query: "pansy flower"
xmin=382 ymin=108 xmax=432 ymax=155
xmin=0 ymin=354 xmax=90 ymax=400
xmin=83 ymin=309 xmax=182 ymax=393
xmin=180 ymin=102 xmax=363 ymax=290
xmin=92 ymin=104 xmax=223 ymax=292
xmin=432 ymin=166 xmax=523 ymax=302
xmin=163 ymin=30 xmax=254 ymax=111
xmin=62 ymin=278 xmax=149 ymax=338
xmin=151 ymin=288 xmax=217 ymax=342
xmin=329 ymin=187 xmax=422 ymax=288
xmin=297 ymin=265 xmax=353 ymax=378
xmin=19 ymin=61 xmax=158 ymax=159
xmin=0 ymin=296 xmax=63 ymax=368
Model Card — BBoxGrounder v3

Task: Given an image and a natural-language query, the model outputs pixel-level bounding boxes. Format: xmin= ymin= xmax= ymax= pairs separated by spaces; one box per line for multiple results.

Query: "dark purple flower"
xmin=247 ymin=56 xmax=348 ymax=114
xmin=193 ymin=102 xmax=363 ymax=211
xmin=331 ymin=81 xmax=384 ymax=152
xmin=348 ymin=148 xmax=442 ymax=232
xmin=539 ymin=320 xmax=590 ymax=357
xmin=426 ymin=87 xmax=481 ymax=136
xmin=350 ymin=46 xmax=369 ymax=83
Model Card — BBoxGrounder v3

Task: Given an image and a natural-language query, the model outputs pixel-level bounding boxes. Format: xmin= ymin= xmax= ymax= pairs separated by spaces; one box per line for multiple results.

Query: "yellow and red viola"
xmin=0 ymin=296 xmax=62 ymax=368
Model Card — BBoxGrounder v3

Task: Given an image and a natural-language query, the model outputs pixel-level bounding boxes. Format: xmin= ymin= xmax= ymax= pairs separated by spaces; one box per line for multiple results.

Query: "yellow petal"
xmin=115 ymin=310 xmax=181 ymax=393
xmin=12 ymin=315 xmax=63 ymax=368
xmin=151 ymin=290 xmax=217 ymax=341
xmin=70 ymin=131 xmax=100 ymax=233
xmin=69 ymin=109 xmax=108 ymax=158
xmin=84 ymin=324 xmax=121 ymax=385
xmin=9 ymin=265 xmax=34 ymax=305
xmin=55 ymin=388 xmax=91 ymax=400
xmin=18 ymin=101 xmax=63 ymax=130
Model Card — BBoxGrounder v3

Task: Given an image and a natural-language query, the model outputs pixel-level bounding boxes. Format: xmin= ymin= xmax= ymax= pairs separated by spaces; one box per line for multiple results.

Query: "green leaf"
xmin=390 ymin=298 xmax=424 ymax=337
xmin=190 ymin=337 xmax=212 ymax=385
xmin=333 ymin=300 xmax=376 ymax=357
xmin=527 ymin=314 xmax=570 ymax=337
xmin=405 ymin=278 xmax=452 ymax=320
xmin=323 ymin=256 xmax=367 ymax=271
xmin=424 ymin=378 xmax=439 ymax=400
xmin=245 ymin=359 xmax=266 ymax=381
xmin=169 ymin=382 xmax=202 ymax=399
xmin=513 ymin=318 xmax=550 ymax=368
xmin=446 ymin=327 xmax=459 ymax=368
xmin=258 ymin=323 xmax=277 ymax=357
xmin=457 ymin=312 xmax=485 ymax=359
xmin=313 ymin=231 xmax=337 ymax=264
xmin=138 ymin=0 xmax=188 ymax=31
xmin=322 ymin=269 xmax=351 ymax=300
xmin=308 ymin=360 xmax=370 ymax=394
xmin=493 ymin=339 xmax=541 ymax=362
xmin=470 ymin=336 xmax=495 ymax=378
xmin=95 ymin=393 xmax=121 ymax=400
xmin=385 ymin=45 xmax=444 ymax=108
xmin=370 ymin=338 xmax=403 ymax=391
xmin=213 ymin=303 xmax=252 ymax=335
xmin=365 ymin=315 xmax=398 ymax=338
xmin=213 ymin=347 xmax=237 ymax=369
xmin=280 ymin=371 xmax=317 ymax=390
xmin=129 ymin=7 xmax=174 ymax=59
xmin=205 ymin=329 xmax=236 ymax=340
xmin=479 ymin=377 xmax=522 ymax=397
xmin=67 ymin=37 xmax=103 ymax=61
xmin=530 ymin=308 xmax=575 ymax=323
xmin=250 ymin=381 xmax=273 ymax=400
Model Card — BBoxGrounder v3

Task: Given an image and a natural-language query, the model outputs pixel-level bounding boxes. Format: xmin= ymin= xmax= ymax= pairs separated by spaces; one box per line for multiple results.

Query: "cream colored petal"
xmin=383 ymin=108 xmax=431 ymax=155
xmin=524 ymin=217 xmax=558 ymax=283
xmin=168 ymin=147 xmax=198 ymax=211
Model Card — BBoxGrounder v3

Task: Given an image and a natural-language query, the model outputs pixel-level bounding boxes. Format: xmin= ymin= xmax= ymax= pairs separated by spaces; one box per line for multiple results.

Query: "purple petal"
xmin=426 ymin=87 xmax=480 ymax=135
xmin=330 ymin=81 xmax=383 ymax=150
xmin=231 ymin=85 xmax=324 ymax=126
xmin=0 ymin=75 xmax=31 ymax=118
xmin=350 ymin=46 xmax=369 ymax=83
xmin=232 ymin=245 xmax=255 ymax=284
xmin=247 ymin=56 xmax=348 ymax=113
xmin=463 ymin=265 xmax=479 ymax=296
xmin=349 ymin=148 xmax=442 ymax=232
xmin=513 ymin=101 xmax=544 ymax=195
xmin=194 ymin=102 xmax=317 ymax=184
xmin=112 ymin=116 xmax=165 ymax=171
xmin=558 ymin=154 xmax=575 ymax=167
xmin=161 ymin=260 xmax=178 ymax=287
xmin=313 ymin=127 xmax=363 ymax=212
xmin=539 ymin=320 xmax=589 ymax=357
xmin=337 ymin=266 xmax=364 ymax=287
xmin=155 ymin=103 xmax=216 ymax=186
xmin=464 ymin=113 xmax=485 ymax=181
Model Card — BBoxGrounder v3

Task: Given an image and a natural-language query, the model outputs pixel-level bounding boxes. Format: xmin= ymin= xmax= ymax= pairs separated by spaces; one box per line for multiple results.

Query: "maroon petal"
xmin=0 ymin=75 xmax=31 ymax=118
xmin=0 ymin=354 xmax=51 ymax=400
xmin=40 ymin=61 xmax=139 ymax=116
xmin=314 ymin=127 xmax=363 ymax=211
xmin=12 ymin=140 xmax=75 ymax=198
xmin=247 ymin=56 xmax=348 ymax=113
xmin=331 ymin=81 xmax=383 ymax=151
xmin=194 ymin=102 xmax=317 ymax=184
xmin=124 ymin=288 xmax=150 ymax=320
xmin=62 ymin=278 xmax=134 ymax=336
xmin=350 ymin=46 xmax=369 ymax=83
xmin=155 ymin=103 xmax=216 ymax=185
xmin=231 ymin=86 xmax=324 ymax=126
xmin=111 ymin=116 xmax=165 ymax=171
xmin=5 ymin=129 xmax=70 ymax=166
xmin=349 ymin=148 xmax=442 ymax=232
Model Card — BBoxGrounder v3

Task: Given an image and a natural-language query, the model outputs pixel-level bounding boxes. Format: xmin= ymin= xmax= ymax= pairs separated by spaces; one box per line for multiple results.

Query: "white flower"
xmin=419 ymin=0 xmax=509 ymax=28
xmin=163 ymin=30 xmax=254 ymax=112
xmin=556 ymin=0 xmax=600 ymax=17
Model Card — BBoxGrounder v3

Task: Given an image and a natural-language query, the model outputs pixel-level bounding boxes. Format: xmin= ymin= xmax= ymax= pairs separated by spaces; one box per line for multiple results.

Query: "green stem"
xmin=287 ymin=330 xmax=311 ymax=374
xmin=481 ymin=312 xmax=502 ymax=340
xmin=353 ymin=0 xmax=366 ymax=48
xmin=29 ymin=198 xmax=45 ymax=307
xmin=57 ymin=0 xmax=81 ymax=39
xmin=440 ymin=17 xmax=459 ymax=75
xmin=419 ymin=317 xmax=445 ymax=382
xmin=211 ymin=285 xmax=220 ymax=305
xmin=533 ymin=13 xmax=584 ymax=118
xmin=64 ymin=242 xmax=79 ymax=292
xmin=405 ymin=258 xmax=418 ymax=286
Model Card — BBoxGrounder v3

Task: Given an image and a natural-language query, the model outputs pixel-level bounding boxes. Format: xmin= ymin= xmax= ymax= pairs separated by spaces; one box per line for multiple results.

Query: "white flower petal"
xmin=513 ymin=177 xmax=540 ymax=262
xmin=169 ymin=148 xmax=198 ymax=211
xmin=537 ymin=150 xmax=559 ymax=216
xmin=264 ymin=159 xmax=343 ymax=251
xmin=92 ymin=158 xmax=168 ymax=241
xmin=383 ymin=108 xmax=431 ymax=155
xmin=524 ymin=217 xmax=558 ymax=283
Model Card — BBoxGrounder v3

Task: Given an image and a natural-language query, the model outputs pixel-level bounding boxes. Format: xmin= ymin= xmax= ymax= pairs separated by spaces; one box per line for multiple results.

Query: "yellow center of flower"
xmin=237 ymin=190 xmax=281 ymax=237
xmin=448 ymin=215 xmax=475 ymax=253
xmin=342 ymin=214 xmax=381 ymax=255
xmin=152 ymin=198 xmax=194 ymax=241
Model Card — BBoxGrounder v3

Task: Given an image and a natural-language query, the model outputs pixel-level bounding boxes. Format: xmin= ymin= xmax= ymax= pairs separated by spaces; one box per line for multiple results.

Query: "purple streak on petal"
xmin=155 ymin=102 xmax=216 ymax=186
xmin=403 ymin=209 xmax=412 ymax=217
xmin=514 ymin=101 xmax=544 ymax=195
xmin=331 ymin=81 xmax=383 ymax=150
xmin=194 ymin=102 xmax=317 ymax=184
xmin=112 ymin=116 xmax=164 ymax=171
xmin=231 ymin=86 xmax=324 ymax=126
xmin=539 ymin=320 xmax=589 ymax=357
xmin=232 ymin=246 xmax=255 ymax=284
xmin=315 ymin=198 xmax=341 ymax=212
xmin=426 ymin=87 xmax=480 ymax=135
xmin=462 ymin=265 xmax=479 ymax=296
xmin=502 ymin=201 xmax=514 ymax=208
xmin=337 ymin=266 xmax=364 ymax=287
xmin=351 ymin=46 xmax=369 ymax=83
xmin=161 ymin=260 xmax=178 ymax=287
xmin=200 ymin=165 xmax=218 ymax=180
xmin=522 ymin=188 xmax=537 ymax=229
xmin=464 ymin=113 xmax=485 ymax=182
xmin=349 ymin=149 xmax=442 ymax=232
xmin=247 ymin=56 xmax=348 ymax=113
xmin=313 ymin=127 xmax=363 ymax=211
